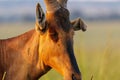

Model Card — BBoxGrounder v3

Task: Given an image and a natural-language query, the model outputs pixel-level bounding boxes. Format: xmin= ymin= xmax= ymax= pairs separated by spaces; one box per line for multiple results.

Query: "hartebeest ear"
xmin=35 ymin=3 xmax=46 ymax=32
xmin=71 ymin=18 xmax=87 ymax=32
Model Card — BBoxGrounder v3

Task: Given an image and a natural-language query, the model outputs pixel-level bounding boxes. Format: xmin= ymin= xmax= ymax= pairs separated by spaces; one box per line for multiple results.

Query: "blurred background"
xmin=0 ymin=0 xmax=120 ymax=80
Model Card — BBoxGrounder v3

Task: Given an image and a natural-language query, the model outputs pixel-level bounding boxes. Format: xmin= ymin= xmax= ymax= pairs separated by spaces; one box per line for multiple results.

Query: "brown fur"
xmin=0 ymin=1 xmax=84 ymax=80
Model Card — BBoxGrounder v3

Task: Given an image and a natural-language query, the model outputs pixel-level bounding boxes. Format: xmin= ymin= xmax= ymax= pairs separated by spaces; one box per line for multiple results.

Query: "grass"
xmin=2 ymin=72 xmax=6 ymax=80
xmin=74 ymin=20 xmax=120 ymax=80
xmin=0 ymin=20 xmax=120 ymax=80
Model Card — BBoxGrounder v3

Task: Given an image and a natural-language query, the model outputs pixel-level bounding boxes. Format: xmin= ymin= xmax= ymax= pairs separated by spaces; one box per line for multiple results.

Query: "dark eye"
xmin=50 ymin=31 xmax=59 ymax=42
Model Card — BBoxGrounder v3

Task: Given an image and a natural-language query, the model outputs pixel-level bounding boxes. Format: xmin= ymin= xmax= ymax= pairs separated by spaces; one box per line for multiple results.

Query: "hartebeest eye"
xmin=50 ymin=32 xmax=58 ymax=42
xmin=49 ymin=28 xmax=59 ymax=42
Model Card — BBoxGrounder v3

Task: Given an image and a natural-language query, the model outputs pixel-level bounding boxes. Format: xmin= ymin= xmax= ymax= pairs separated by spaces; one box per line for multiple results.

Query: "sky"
xmin=0 ymin=0 xmax=120 ymax=22
xmin=0 ymin=0 xmax=120 ymax=2
xmin=69 ymin=0 xmax=120 ymax=2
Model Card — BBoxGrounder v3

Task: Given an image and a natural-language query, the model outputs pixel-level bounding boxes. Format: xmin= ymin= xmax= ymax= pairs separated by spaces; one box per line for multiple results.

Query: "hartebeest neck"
xmin=19 ymin=29 xmax=51 ymax=78
xmin=0 ymin=29 xmax=51 ymax=79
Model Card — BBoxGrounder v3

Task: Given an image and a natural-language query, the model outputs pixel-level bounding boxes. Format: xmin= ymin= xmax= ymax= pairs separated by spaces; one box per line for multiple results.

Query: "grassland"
xmin=0 ymin=20 xmax=120 ymax=80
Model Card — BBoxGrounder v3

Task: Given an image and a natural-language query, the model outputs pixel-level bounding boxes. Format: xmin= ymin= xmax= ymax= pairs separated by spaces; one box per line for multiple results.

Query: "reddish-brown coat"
xmin=0 ymin=1 xmax=87 ymax=80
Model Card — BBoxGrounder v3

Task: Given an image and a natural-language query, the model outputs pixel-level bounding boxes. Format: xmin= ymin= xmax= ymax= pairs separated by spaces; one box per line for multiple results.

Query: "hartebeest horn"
xmin=44 ymin=0 xmax=60 ymax=12
xmin=57 ymin=0 xmax=68 ymax=8
xmin=36 ymin=3 xmax=46 ymax=32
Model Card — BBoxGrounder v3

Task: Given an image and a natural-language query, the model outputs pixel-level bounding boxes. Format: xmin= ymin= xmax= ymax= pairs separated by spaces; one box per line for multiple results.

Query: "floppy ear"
xmin=35 ymin=3 xmax=46 ymax=32
xmin=71 ymin=18 xmax=87 ymax=32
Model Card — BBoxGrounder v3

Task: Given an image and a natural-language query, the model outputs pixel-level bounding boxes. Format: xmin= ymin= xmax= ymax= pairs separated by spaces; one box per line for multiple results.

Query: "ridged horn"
xmin=57 ymin=0 xmax=68 ymax=8
xmin=44 ymin=0 xmax=60 ymax=12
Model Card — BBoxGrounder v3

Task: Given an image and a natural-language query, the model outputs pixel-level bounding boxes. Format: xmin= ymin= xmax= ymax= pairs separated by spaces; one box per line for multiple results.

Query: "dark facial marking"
xmin=72 ymin=74 xmax=77 ymax=80
xmin=55 ymin=8 xmax=71 ymax=32
xmin=66 ymin=39 xmax=80 ymax=74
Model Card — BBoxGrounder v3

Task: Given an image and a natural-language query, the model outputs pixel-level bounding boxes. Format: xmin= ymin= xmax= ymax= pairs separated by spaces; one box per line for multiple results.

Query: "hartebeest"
xmin=0 ymin=0 xmax=87 ymax=80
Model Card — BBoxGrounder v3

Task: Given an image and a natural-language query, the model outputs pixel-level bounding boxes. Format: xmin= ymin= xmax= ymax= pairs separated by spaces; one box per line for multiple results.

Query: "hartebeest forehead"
xmin=46 ymin=8 xmax=71 ymax=32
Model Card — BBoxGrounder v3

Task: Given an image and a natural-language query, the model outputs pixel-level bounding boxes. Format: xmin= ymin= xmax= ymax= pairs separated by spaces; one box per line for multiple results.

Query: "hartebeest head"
xmin=35 ymin=0 xmax=86 ymax=80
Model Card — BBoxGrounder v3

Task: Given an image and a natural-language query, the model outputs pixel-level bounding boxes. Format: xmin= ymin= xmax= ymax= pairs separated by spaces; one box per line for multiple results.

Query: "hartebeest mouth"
xmin=0 ymin=0 xmax=87 ymax=80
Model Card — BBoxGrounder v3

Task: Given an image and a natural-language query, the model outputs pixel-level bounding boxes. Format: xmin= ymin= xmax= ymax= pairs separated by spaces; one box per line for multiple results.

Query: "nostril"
xmin=72 ymin=74 xmax=77 ymax=80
